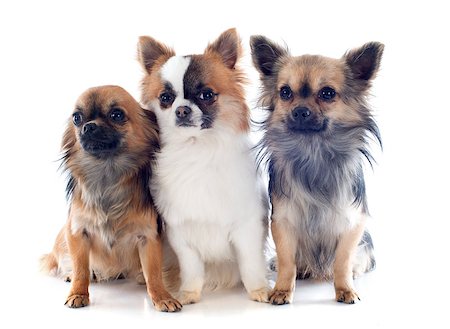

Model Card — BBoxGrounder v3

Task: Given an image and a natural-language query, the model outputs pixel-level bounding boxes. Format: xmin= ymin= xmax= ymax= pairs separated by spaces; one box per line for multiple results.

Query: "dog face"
xmin=138 ymin=28 xmax=249 ymax=139
xmin=250 ymin=36 xmax=384 ymax=135
xmin=62 ymin=85 xmax=158 ymax=172
xmin=64 ymin=85 xmax=157 ymax=158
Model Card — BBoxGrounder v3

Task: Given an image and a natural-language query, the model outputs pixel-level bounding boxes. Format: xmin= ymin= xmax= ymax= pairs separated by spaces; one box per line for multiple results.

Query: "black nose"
xmin=292 ymin=107 xmax=311 ymax=121
xmin=288 ymin=106 xmax=326 ymax=132
xmin=175 ymin=106 xmax=192 ymax=119
xmin=82 ymin=122 xmax=98 ymax=134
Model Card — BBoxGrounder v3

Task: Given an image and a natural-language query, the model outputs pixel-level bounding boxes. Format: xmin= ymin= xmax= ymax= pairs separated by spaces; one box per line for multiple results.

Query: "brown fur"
xmin=333 ymin=217 xmax=366 ymax=303
xmin=269 ymin=205 xmax=297 ymax=304
xmin=202 ymin=29 xmax=249 ymax=132
xmin=41 ymin=86 xmax=181 ymax=312
xmin=138 ymin=37 xmax=175 ymax=108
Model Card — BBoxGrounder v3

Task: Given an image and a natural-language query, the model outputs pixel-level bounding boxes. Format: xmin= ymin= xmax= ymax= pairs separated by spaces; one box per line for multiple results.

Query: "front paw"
xmin=65 ymin=294 xmax=89 ymax=308
xmin=335 ymin=288 xmax=360 ymax=304
xmin=249 ymin=287 xmax=269 ymax=303
xmin=269 ymin=288 xmax=293 ymax=305
xmin=153 ymin=297 xmax=183 ymax=312
xmin=177 ymin=290 xmax=201 ymax=305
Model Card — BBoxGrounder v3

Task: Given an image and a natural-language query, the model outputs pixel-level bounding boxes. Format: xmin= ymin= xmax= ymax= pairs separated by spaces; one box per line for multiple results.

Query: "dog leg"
xmin=334 ymin=216 xmax=366 ymax=304
xmin=167 ymin=229 xmax=204 ymax=305
xmin=137 ymin=232 xmax=182 ymax=312
xmin=231 ymin=220 xmax=269 ymax=302
xmin=269 ymin=219 xmax=298 ymax=305
xmin=65 ymin=223 xmax=90 ymax=308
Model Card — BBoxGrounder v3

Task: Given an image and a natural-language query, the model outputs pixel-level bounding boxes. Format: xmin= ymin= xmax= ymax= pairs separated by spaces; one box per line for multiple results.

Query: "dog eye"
xmin=319 ymin=87 xmax=336 ymax=101
xmin=72 ymin=112 xmax=83 ymax=126
xmin=109 ymin=108 xmax=126 ymax=123
xmin=159 ymin=92 xmax=175 ymax=106
xmin=279 ymin=86 xmax=293 ymax=101
xmin=198 ymin=89 xmax=217 ymax=103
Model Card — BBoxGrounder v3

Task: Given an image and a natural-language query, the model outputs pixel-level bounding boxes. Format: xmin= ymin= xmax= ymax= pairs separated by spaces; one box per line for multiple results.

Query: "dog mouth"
xmin=176 ymin=121 xmax=197 ymax=128
xmin=287 ymin=118 xmax=329 ymax=134
xmin=81 ymin=139 xmax=120 ymax=156
xmin=175 ymin=116 xmax=213 ymax=130
xmin=78 ymin=123 xmax=123 ymax=158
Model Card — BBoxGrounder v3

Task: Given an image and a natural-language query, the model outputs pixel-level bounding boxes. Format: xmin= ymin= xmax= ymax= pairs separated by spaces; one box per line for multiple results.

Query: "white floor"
xmin=4 ymin=227 xmax=448 ymax=329
xmin=0 ymin=258 xmax=389 ymax=328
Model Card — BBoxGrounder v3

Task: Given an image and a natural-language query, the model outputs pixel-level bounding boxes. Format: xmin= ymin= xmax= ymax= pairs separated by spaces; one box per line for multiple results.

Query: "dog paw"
xmin=177 ymin=290 xmax=201 ymax=305
xmin=153 ymin=297 xmax=183 ymax=312
xmin=335 ymin=288 xmax=360 ymax=304
xmin=269 ymin=289 xmax=293 ymax=305
xmin=249 ymin=287 xmax=269 ymax=303
xmin=65 ymin=294 xmax=89 ymax=308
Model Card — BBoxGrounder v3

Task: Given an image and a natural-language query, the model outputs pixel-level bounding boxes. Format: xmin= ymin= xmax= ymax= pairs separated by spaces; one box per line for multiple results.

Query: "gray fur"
xmin=262 ymin=118 xmax=378 ymax=279
xmin=251 ymin=37 xmax=383 ymax=280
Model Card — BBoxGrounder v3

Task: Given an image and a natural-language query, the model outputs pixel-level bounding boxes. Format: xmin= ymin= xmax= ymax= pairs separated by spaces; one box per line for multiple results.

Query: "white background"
xmin=1 ymin=0 xmax=449 ymax=328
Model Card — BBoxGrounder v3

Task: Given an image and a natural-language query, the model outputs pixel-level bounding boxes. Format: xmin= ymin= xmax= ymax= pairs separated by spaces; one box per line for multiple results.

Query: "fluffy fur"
xmin=138 ymin=29 xmax=270 ymax=304
xmin=250 ymin=36 xmax=383 ymax=304
xmin=40 ymin=85 xmax=182 ymax=312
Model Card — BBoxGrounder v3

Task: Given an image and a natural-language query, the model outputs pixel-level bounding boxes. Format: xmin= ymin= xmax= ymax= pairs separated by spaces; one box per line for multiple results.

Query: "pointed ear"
xmin=205 ymin=28 xmax=241 ymax=69
xmin=250 ymin=35 xmax=288 ymax=77
xmin=137 ymin=36 xmax=175 ymax=74
xmin=344 ymin=42 xmax=384 ymax=81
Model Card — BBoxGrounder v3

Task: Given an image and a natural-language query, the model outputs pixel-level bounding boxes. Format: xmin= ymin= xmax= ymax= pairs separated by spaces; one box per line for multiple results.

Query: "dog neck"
xmin=68 ymin=154 xmax=150 ymax=222
xmin=265 ymin=123 xmax=374 ymax=211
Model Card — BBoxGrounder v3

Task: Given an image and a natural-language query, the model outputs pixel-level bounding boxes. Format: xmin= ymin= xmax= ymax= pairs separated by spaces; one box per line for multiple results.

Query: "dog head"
xmin=250 ymin=36 xmax=384 ymax=135
xmin=62 ymin=85 xmax=158 ymax=168
xmin=137 ymin=28 xmax=249 ymax=141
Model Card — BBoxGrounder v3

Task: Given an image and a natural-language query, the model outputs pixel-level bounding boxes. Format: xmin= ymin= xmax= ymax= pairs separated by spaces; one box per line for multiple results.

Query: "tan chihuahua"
xmin=41 ymin=85 xmax=182 ymax=312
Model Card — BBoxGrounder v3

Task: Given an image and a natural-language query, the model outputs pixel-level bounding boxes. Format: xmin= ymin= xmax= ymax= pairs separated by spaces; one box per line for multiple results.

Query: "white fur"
xmin=150 ymin=56 xmax=269 ymax=302
xmin=154 ymin=56 xmax=204 ymax=134
xmin=160 ymin=56 xmax=190 ymax=98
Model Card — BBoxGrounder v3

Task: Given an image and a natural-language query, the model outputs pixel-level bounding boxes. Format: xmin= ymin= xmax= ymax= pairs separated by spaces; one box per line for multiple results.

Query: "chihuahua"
xmin=41 ymin=85 xmax=182 ymax=312
xmin=251 ymin=36 xmax=383 ymax=304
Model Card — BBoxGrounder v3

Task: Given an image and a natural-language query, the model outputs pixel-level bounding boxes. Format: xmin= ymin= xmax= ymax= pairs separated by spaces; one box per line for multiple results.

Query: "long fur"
xmin=251 ymin=36 xmax=384 ymax=304
xmin=138 ymin=29 xmax=270 ymax=304
xmin=42 ymin=88 xmax=159 ymax=280
xmin=259 ymin=116 xmax=380 ymax=278
xmin=40 ymin=86 xmax=181 ymax=311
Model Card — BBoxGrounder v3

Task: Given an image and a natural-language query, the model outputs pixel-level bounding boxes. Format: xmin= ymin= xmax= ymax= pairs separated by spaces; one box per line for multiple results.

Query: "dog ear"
xmin=205 ymin=28 xmax=241 ymax=69
xmin=344 ymin=42 xmax=384 ymax=81
xmin=138 ymin=36 xmax=175 ymax=74
xmin=250 ymin=35 xmax=288 ymax=77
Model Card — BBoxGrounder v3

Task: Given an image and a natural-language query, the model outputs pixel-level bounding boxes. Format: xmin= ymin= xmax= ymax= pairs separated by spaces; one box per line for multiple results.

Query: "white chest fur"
xmin=154 ymin=131 xmax=264 ymax=222
xmin=152 ymin=128 xmax=267 ymax=260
